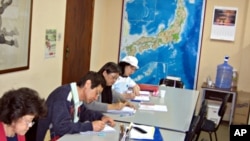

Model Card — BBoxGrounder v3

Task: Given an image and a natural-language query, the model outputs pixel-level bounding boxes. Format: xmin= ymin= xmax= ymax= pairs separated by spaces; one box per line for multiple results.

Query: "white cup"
xmin=208 ymin=80 xmax=213 ymax=87
xmin=160 ymin=90 xmax=166 ymax=98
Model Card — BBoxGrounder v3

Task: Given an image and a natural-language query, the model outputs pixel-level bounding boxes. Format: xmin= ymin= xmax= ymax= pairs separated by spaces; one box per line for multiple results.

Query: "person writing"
xmin=84 ymin=62 xmax=135 ymax=112
xmin=112 ymin=56 xmax=140 ymax=99
xmin=36 ymin=71 xmax=115 ymax=141
xmin=0 ymin=87 xmax=47 ymax=141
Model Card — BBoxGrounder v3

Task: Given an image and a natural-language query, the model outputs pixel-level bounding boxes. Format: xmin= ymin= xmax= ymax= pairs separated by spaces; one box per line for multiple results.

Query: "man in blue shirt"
xmin=36 ymin=71 xmax=115 ymax=141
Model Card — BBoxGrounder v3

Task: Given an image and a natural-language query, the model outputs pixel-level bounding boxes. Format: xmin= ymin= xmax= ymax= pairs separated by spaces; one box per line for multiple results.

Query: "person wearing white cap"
xmin=112 ymin=56 xmax=140 ymax=99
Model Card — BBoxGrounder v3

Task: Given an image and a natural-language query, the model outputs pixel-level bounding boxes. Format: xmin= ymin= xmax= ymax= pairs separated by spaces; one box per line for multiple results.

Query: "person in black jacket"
xmin=36 ymin=71 xmax=115 ymax=141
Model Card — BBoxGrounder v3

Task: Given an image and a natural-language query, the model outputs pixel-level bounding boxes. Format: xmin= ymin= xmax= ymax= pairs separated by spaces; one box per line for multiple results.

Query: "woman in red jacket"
xmin=0 ymin=87 xmax=47 ymax=141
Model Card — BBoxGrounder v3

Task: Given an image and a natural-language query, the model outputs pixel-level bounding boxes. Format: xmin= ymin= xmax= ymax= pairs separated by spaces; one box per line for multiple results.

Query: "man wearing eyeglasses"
xmin=36 ymin=71 xmax=115 ymax=141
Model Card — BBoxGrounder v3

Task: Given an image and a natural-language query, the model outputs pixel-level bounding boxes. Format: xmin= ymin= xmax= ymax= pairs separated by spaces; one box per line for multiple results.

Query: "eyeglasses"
xmin=22 ymin=117 xmax=35 ymax=128
xmin=108 ymin=73 xmax=119 ymax=81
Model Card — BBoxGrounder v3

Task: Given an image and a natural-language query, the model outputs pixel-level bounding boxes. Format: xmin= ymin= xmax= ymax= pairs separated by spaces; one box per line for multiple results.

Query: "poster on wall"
xmin=210 ymin=6 xmax=238 ymax=41
xmin=0 ymin=0 xmax=33 ymax=74
xmin=118 ymin=0 xmax=206 ymax=89
xmin=45 ymin=29 xmax=56 ymax=58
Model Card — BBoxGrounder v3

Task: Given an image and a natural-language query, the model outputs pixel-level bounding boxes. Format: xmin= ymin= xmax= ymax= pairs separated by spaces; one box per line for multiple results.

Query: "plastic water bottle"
xmin=215 ymin=56 xmax=233 ymax=89
xmin=231 ymin=69 xmax=238 ymax=89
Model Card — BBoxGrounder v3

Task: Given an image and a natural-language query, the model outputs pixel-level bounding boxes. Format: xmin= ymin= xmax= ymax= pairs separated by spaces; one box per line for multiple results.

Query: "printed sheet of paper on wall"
xmin=210 ymin=6 xmax=238 ymax=41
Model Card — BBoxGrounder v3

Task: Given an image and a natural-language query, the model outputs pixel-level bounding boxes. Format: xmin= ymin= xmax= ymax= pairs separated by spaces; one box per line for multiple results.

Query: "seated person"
xmin=36 ymin=71 xmax=115 ymax=141
xmin=112 ymin=56 xmax=140 ymax=99
xmin=84 ymin=62 xmax=135 ymax=112
xmin=0 ymin=87 xmax=47 ymax=141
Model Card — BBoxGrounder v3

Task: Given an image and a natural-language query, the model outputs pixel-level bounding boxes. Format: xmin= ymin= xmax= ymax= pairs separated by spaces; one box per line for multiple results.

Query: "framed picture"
xmin=0 ymin=0 xmax=33 ymax=74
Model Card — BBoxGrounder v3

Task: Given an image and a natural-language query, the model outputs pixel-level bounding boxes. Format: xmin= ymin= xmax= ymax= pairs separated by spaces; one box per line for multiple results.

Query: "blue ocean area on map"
xmin=120 ymin=0 xmax=205 ymax=89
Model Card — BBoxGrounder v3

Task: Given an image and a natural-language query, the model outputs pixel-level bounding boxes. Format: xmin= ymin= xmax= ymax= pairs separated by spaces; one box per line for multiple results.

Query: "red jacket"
xmin=0 ymin=122 xmax=26 ymax=141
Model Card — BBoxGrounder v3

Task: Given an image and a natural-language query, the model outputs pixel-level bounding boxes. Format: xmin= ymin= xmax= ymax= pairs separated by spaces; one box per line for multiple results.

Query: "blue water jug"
xmin=215 ymin=56 xmax=233 ymax=89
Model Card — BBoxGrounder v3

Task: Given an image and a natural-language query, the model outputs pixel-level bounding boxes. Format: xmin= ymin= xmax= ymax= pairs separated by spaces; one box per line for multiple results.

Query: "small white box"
xmin=207 ymin=101 xmax=221 ymax=125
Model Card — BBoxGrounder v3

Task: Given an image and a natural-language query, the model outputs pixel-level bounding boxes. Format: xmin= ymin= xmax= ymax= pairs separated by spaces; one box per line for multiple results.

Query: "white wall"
xmin=90 ymin=0 xmax=122 ymax=71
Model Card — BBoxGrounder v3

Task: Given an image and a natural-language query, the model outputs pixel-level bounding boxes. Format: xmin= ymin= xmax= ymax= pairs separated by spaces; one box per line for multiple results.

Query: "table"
xmin=58 ymin=86 xmax=199 ymax=141
xmin=201 ymin=82 xmax=236 ymax=125
xmin=58 ymin=123 xmax=186 ymax=141
xmin=105 ymin=86 xmax=199 ymax=133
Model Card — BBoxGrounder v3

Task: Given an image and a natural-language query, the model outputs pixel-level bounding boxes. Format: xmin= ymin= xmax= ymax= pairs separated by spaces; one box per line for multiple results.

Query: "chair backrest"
xmin=185 ymin=116 xmax=201 ymax=141
xmin=218 ymin=94 xmax=230 ymax=117
xmin=159 ymin=78 xmax=184 ymax=88
xmin=196 ymin=100 xmax=208 ymax=136
xmin=214 ymin=94 xmax=230 ymax=130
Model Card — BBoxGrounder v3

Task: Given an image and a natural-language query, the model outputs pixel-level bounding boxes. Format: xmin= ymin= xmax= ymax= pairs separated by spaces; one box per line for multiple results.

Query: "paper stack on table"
xmin=132 ymin=95 xmax=150 ymax=102
xmin=131 ymin=90 xmax=151 ymax=102
xmin=107 ymin=106 xmax=136 ymax=114
xmin=139 ymin=104 xmax=168 ymax=112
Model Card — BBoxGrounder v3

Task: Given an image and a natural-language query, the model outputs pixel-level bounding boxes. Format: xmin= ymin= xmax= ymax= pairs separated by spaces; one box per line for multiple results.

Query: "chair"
xmin=185 ymin=116 xmax=201 ymax=141
xmin=185 ymin=100 xmax=208 ymax=141
xmin=195 ymin=100 xmax=208 ymax=141
xmin=199 ymin=94 xmax=230 ymax=141
xmin=159 ymin=78 xmax=184 ymax=88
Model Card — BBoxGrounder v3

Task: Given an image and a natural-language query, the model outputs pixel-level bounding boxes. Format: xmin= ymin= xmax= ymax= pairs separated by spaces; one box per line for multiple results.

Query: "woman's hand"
xmin=125 ymin=101 xmax=137 ymax=109
xmin=108 ymin=101 xmax=127 ymax=110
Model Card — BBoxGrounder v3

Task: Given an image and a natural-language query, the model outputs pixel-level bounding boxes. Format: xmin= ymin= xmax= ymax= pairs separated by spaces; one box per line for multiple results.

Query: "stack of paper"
xmin=80 ymin=125 xmax=115 ymax=135
xmin=130 ymin=124 xmax=155 ymax=140
xmin=139 ymin=104 xmax=168 ymax=112
xmin=107 ymin=106 xmax=136 ymax=114
xmin=132 ymin=95 xmax=150 ymax=102
xmin=139 ymin=91 xmax=151 ymax=96
xmin=131 ymin=90 xmax=151 ymax=102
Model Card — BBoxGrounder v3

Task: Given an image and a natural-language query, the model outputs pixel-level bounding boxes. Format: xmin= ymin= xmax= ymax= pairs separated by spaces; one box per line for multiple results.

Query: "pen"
xmin=133 ymin=126 xmax=147 ymax=134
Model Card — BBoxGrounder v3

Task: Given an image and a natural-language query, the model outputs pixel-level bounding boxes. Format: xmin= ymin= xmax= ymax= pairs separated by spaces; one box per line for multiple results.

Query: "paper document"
xmin=132 ymin=95 xmax=150 ymax=102
xmin=107 ymin=106 xmax=136 ymax=114
xmin=80 ymin=125 xmax=115 ymax=135
xmin=139 ymin=104 xmax=168 ymax=112
xmin=139 ymin=90 xmax=151 ymax=96
xmin=130 ymin=124 xmax=155 ymax=140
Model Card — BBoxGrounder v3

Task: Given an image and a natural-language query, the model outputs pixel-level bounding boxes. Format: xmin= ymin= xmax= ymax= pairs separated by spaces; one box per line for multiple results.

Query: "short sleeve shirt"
xmin=112 ymin=76 xmax=136 ymax=94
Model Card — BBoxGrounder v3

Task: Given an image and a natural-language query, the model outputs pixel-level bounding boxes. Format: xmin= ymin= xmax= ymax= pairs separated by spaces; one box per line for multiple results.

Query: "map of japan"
xmin=119 ymin=0 xmax=205 ymax=89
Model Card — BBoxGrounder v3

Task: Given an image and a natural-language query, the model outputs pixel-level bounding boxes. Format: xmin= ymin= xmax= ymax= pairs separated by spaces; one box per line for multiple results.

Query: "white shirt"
xmin=112 ymin=76 xmax=136 ymax=94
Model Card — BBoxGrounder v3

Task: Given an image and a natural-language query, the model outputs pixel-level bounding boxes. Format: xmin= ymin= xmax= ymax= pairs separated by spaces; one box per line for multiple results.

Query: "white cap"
xmin=121 ymin=56 xmax=139 ymax=69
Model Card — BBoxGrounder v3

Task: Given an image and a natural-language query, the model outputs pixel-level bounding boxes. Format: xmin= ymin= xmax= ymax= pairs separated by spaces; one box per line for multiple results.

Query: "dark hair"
xmin=77 ymin=71 xmax=106 ymax=89
xmin=0 ymin=88 xmax=47 ymax=124
xmin=118 ymin=61 xmax=131 ymax=77
xmin=98 ymin=62 xmax=121 ymax=75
